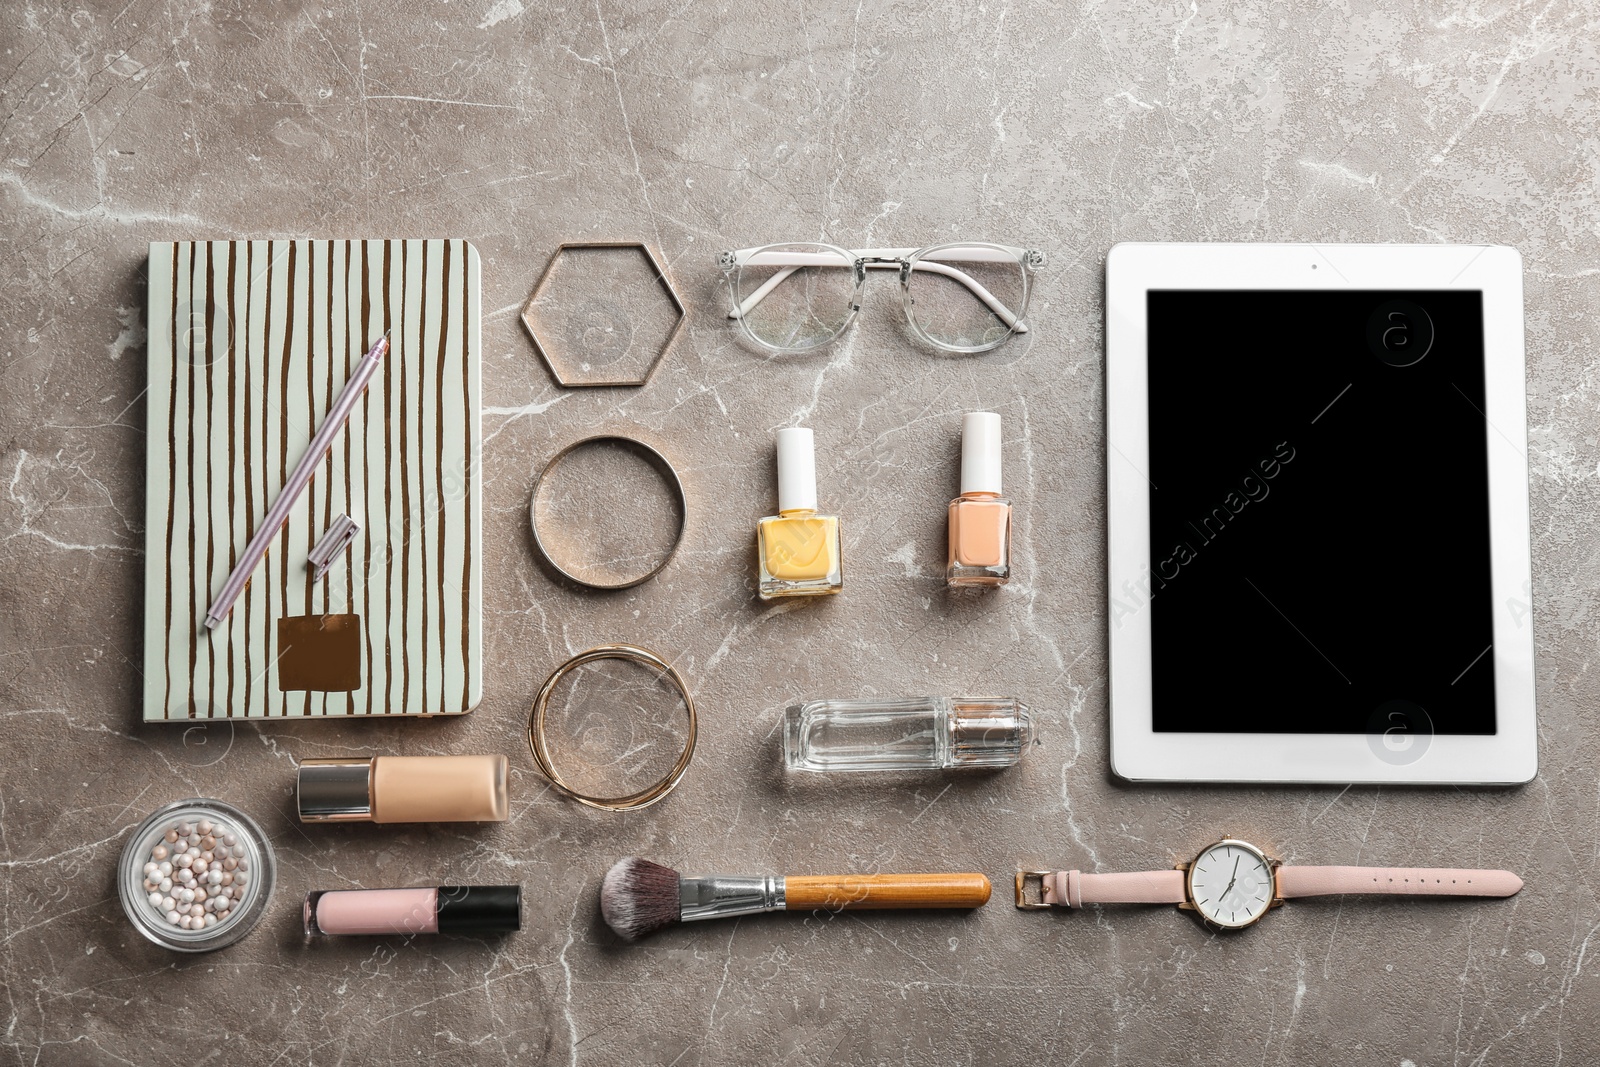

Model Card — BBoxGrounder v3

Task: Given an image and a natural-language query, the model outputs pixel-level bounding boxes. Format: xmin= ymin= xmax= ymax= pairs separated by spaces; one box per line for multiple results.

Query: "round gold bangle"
xmin=527 ymin=644 xmax=697 ymax=812
xmin=528 ymin=434 xmax=686 ymax=591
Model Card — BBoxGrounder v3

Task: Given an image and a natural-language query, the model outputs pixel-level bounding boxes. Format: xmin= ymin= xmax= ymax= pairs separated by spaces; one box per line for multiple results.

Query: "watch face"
xmin=1187 ymin=839 xmax=1276 ymax=929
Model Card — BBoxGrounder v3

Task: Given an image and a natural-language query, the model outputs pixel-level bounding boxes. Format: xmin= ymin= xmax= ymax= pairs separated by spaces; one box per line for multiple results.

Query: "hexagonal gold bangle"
xmin=521 ymin=241 xmax=687 ymax=388
xmin=527 ymin=644 xmax=698 ymax=812
xmin=529 ymin=434 xmax=687 ymax=590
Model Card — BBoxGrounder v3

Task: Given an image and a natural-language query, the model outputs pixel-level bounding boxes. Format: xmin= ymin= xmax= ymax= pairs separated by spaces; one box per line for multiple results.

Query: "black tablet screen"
xmin=1145 ymin=290 xmax=1496 ymax=735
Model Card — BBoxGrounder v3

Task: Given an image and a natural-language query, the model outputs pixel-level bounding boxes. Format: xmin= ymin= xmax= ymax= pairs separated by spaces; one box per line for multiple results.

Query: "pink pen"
xmin=204 ymin=334 xmax=389 ymax=630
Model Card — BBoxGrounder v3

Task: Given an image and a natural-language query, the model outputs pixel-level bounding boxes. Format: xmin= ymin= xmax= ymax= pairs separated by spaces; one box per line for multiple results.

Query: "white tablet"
xmin=1106 ymin=243 xmax=1536 ymax=784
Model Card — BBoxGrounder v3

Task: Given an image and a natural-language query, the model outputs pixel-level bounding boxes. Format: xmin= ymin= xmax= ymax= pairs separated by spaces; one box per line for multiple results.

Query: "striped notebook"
xmin=142 ymin=240 xmax=483 ymax=720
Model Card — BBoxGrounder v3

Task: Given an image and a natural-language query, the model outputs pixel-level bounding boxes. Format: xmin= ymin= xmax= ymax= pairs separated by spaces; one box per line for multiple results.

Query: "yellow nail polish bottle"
xmin=757 ymin=427 xmax=843 ymax=600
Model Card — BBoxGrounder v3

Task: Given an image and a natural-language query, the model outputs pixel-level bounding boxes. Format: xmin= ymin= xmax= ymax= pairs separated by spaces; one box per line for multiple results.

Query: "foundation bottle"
xmin=297 ymin=754 xmax=509 ymax=823
xmin=757 ymin=427 xmax=843 ymax=600
xmin=947 ymin=411 xmax=1011 ymax=587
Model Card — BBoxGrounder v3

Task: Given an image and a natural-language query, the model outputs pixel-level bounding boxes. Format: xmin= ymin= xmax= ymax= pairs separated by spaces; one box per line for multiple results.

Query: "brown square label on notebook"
xmin=277 ymin=615 xmax=362 ymax=692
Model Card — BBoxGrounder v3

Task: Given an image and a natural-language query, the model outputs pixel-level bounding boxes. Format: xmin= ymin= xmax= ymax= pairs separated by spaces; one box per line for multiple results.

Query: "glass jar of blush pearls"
xmin=118 ymin=798 xmax=276 ymax=952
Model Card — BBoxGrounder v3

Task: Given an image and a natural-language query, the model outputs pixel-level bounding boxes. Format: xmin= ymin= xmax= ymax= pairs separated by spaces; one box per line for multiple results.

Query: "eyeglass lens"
xmin=905 ymin=246 xmax=1027 ymax=353
xmin=735 ymin=243 xmax=857 ymax=352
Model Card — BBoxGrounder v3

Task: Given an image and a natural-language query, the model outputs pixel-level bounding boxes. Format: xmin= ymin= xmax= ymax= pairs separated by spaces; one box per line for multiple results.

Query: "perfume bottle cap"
xmin=948 ymin=697 xmax=1032 ymax=768
xmin=776 ymin=426 xmax=818 ymax=512
xmin=960 ymin=412 xmax=1003 ymax=495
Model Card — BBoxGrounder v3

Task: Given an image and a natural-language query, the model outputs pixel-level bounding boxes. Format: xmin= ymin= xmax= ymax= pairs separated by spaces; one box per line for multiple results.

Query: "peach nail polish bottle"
xmin=947 ymin=412 xmax=1011 ymax=588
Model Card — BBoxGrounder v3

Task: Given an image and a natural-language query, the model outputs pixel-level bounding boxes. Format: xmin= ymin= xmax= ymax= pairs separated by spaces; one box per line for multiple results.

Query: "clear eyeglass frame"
xmin=717 ymin=241 xmax=1046 ymax=355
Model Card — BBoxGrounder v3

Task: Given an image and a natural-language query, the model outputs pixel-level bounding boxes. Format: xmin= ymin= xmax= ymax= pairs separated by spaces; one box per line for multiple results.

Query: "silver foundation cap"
xmin=297 ymin=758 xmax=375 ymax=822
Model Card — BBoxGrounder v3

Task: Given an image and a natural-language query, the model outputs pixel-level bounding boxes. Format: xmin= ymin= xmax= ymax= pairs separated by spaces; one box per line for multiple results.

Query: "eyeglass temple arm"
xmin=729 ymin=264 xmax=804 ymax=321
xmin=727 ymin=255 xmax=1029 ymax=333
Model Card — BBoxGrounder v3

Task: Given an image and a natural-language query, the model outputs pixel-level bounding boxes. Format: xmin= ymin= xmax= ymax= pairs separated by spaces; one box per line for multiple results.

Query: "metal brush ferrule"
xmin=679 ymin=875 xmax=786 ymax=923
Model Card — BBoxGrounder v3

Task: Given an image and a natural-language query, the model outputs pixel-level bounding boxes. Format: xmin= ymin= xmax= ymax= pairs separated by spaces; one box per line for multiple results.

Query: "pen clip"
xmin=308 ymin=514 xmax=360 ymax=582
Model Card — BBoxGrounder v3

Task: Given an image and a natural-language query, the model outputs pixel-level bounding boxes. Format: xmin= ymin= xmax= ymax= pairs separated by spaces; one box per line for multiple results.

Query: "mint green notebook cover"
xmin=142 ymin=239 xmax=482 ymax=720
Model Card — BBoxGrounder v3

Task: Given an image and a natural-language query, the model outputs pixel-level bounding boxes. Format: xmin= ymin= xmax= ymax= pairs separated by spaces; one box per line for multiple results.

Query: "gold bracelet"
xmin=527 ymin=644 xmax=697 ymax=812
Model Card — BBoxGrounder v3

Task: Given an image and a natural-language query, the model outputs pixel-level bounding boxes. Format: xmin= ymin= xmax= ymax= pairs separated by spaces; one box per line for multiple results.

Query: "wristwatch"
xmin=1015 ymin=837 xmax=1522 ymax=930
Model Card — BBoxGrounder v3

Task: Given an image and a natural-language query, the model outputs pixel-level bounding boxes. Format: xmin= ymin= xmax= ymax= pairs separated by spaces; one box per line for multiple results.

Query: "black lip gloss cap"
xmin=435 ymin=885 xmax=521 ymax=934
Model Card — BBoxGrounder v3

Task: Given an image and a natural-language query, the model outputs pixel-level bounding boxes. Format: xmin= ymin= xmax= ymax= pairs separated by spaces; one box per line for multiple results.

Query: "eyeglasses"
xmin=717 ymin=242 xmax=1045 ymax=354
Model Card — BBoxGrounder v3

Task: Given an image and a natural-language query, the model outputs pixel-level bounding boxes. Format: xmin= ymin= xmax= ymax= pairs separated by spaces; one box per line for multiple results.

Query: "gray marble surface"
xmin=3 ymin=1 xmax=1598 ymax=1063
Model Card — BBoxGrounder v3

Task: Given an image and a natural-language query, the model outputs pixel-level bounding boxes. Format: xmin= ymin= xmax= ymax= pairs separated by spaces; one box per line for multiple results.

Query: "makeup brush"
xmin=600 ymin=856 xmax=992 ymax=940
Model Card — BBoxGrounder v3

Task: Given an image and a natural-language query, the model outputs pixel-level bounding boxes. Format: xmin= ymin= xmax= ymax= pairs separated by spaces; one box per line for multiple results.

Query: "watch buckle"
xmin=1014 ymin=870 xmax=1054 ymax=909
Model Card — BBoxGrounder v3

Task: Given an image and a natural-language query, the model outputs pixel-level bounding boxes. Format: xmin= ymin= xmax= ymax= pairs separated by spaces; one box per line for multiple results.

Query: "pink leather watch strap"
xmin=1276 ymin=866 xmax=1522 ymax=899
xmin=1043 ymin=869 xmax=1187 ymax=908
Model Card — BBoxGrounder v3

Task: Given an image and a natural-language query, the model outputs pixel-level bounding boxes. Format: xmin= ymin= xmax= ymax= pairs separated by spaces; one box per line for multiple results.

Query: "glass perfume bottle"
xmin=784 ymin=696 xmax=1033 ymax=772
xmin=947 ymin=411 xmax=1011 ymax=587
xmin=757 ymin=426 xmax=843 ymax=600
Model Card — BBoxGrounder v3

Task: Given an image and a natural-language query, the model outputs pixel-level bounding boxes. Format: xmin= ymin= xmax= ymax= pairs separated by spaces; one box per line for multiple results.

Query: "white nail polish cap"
xmin=960 ymin=412 xmax=1003 ymax=495
xmin=776 ymin=427 xmax=818 ymax=513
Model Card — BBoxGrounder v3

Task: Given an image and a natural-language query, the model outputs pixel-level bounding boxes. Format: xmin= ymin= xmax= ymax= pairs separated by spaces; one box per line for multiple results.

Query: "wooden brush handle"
xmin=784 ymin=873 xmax=991 ymax=910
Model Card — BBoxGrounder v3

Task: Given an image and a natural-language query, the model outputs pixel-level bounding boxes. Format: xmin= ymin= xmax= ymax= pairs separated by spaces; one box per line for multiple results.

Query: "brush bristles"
xmin=601 ymin=856 xmax=681 ymax=940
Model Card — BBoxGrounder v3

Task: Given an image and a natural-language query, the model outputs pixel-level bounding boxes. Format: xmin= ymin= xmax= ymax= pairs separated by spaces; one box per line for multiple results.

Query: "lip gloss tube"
xmin=303 ymin=886 xmax=521 ymax=937
xmin=297 ymin=755 xmax=509 ymax=823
